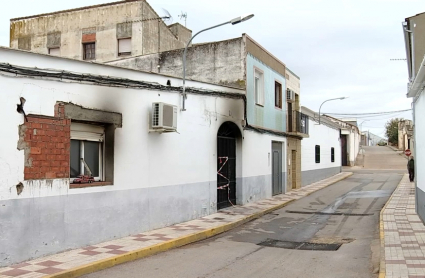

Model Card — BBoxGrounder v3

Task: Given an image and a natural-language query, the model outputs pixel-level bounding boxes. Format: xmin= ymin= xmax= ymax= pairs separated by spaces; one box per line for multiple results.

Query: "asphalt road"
xmin=83 ymin=146 xmax=407 ymax=278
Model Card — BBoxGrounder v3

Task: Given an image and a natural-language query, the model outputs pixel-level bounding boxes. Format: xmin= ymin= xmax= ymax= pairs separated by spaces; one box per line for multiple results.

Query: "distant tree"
xmin=385 ymin=118 xmax=402 ymax=145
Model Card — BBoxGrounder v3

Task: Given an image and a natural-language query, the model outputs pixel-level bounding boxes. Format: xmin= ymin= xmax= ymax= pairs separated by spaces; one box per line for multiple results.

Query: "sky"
xmin=1 ymin=0 xmax=423 ymax=139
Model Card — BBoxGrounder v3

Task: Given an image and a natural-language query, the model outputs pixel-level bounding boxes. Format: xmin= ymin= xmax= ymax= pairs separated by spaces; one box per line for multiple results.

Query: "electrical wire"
xmin=0 ymin=62 xmax=245 ymax=100
xmin=323 ymin=108 xmax=412 ymax=116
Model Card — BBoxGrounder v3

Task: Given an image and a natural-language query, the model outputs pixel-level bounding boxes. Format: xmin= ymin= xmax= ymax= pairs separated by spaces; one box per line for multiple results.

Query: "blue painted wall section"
xmin=246 ymin=54 xmax=286 ymax=132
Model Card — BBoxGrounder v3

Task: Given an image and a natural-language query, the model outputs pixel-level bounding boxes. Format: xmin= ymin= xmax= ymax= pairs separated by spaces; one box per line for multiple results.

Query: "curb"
xmin=47 ymin=172 xmax=353 ymax=278
xmin=378 ymin=174 xmax=405 ymax=278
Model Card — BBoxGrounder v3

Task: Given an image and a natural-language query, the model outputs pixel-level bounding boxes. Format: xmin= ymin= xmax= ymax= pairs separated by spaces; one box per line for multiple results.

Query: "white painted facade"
xmin=347 ymin=130 xmax=361 ymax=165
xmin=301 ymin=120 xmax=341 ymax=172
xmin=300 ymin=107 xmax=341 ymax=185
xmin=0 ymin=47 xmax=290 ymax=266
xmin=320 ymin=115 xmax=360 ymax=166
xmin=413 ymin=93 xmax=424 ymax=191
xmin=403 ymin=13 xmax=425 ymax=223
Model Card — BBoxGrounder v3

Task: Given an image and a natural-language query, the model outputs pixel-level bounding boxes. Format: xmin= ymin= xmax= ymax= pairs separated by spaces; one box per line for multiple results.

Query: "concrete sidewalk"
xmin=0 ymin=172 xmax=353 ymax=278
xmin=387 ymin=145 xmax=409 ymax=160
xmin=380 ymin=174 xmax=425 ymax=278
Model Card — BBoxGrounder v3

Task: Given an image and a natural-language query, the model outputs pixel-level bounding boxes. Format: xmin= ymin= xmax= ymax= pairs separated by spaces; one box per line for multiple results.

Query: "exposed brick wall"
xmin=82 ymin=33 xmax=96 ymax=43
xmin=22 ymin=104 xmax=70 ymax=180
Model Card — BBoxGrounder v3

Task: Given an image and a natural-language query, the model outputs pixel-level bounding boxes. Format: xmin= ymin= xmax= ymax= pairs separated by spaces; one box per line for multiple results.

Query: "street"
xmin=83 ymin=146 xmax=407 ymax=278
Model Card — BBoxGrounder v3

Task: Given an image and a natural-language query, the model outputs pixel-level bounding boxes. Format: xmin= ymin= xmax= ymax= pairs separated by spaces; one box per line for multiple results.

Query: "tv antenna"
xmin=127 ymin=8 xmax=173 ymax=23
xmin=178 ymin=11 xmax=187 ymax=27
xmin=390 ymin=58 xmax=407 ymax=61
xmin=161 ymin=8 xmax=173 ymax=24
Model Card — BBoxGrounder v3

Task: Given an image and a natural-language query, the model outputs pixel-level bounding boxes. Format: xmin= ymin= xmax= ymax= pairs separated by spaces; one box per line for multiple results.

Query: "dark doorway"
xmin=272 ymin=142 xmax=283 ymax=195
xmin=217 ymin=122 xmax=239 ymax=210
xmin=292 ymin=150 xmax=297 ymax=189
xmin=341 ymin=135 xmax=348 ymax=166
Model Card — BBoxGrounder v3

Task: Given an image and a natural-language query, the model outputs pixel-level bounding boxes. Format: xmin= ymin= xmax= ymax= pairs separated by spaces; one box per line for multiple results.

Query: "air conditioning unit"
xmin=286 ymin=89 xmax=295 ymax=101
xmin=151 ymin=102 xmax=177 ymax=132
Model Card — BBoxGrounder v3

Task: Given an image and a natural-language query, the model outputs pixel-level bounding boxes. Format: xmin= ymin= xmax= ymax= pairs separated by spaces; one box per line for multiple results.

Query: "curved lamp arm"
xmin=181 ymin=14 xmax=254 ymax=111
xmin=318 ymin=97 xmax=347 ymax=124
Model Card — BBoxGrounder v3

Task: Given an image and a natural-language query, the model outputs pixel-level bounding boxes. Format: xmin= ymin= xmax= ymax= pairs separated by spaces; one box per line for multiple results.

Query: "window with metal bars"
xmin=83 ymin=43 xmax=96 ymax=60
xmin=315 ymin=145 xmax=320 ymax=163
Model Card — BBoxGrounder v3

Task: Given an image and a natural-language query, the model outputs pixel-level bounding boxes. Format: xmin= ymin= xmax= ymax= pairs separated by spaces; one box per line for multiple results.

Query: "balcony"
xmin=287 ymin=110 xmax=309 ymax=137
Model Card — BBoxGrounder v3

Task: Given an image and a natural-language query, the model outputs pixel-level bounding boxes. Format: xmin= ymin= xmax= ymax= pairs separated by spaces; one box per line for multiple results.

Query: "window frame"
xmin=70 ymin=123 xmax=104 ymax=182
xmin=274 ymin=80 xmax=282 ymax=109
xmin=118 ymin=37 xmax=132 ymax=57
xmin=315 ymin=145 xmax=320 ymax=163
xmin=83 ymin=42 xmax=96 ymax=60
xmin=254 ymin=67 xmax=264 ymax=106
xmin=331 ymin=147 xmax=335 ymax=162
xmin=48 ymin=47 xmax=60 ymax=56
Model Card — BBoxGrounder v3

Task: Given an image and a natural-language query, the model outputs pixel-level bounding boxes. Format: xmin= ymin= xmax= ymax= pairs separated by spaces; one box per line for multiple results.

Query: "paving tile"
xmin=0 ymin=268 xmax=32 ymax=277
xmin=79 ymin=250 xmax=101 ymax=256
xmin=35 ymin=267 xmax=64 ymax=275
xmin=103 ymin=245 xmax=124 ymax=250
xmin=35 ymin=261 xmax=62 ymax=267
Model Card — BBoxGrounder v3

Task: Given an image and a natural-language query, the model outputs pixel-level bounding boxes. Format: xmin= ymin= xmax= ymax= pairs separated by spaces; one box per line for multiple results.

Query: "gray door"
xmin=272 ymin=142 xmax=283 ymax=196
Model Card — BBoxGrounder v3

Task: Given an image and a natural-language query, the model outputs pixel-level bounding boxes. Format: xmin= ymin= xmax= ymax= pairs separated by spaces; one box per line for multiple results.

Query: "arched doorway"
xmin=217 ymin=122 xmax=240 ymax=210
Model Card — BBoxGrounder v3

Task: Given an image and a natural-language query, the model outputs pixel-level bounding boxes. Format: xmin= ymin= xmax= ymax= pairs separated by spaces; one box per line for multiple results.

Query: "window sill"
xmin=255 ymin=103 xmax=264 ymax=107
xmin=118 ymin=52 xmax=131 ymax=57
xmin=70 ymin=181 xmax=112 ymax=189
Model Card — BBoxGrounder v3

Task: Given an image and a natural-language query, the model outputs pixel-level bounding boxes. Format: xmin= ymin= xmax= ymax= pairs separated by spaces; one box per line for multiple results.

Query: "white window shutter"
xmin=71 ymin=123 xmax=104 ymax=142
xmin=119 ymin=38 xmax=131 ymax=54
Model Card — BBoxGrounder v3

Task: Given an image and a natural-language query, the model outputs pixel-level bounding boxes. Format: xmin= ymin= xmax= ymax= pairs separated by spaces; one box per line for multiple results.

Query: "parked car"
xmin=378 ymin=140 xmax=387 ymax=146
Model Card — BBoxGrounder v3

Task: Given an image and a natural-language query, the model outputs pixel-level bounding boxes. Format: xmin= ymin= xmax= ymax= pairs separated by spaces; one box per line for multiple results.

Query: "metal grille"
xmin=152 ymin=103 xmax=160 ymax=127
xmin=162 ymin=104 xmax=173 ymax=128
xmin=295 ymin=110 xmax=309 ymax=134
xmin=217 ymin=122 xmax=238 ymax=210
xmin=83 ymin=43 xmax=96 ymax=60
xmin=315 ymin=145 xmax=320 ymax=163
xmin=286 ymin=89 xmax=292 ymax=100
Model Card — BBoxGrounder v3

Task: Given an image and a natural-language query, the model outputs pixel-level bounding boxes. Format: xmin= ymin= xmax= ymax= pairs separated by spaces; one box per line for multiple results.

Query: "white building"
xmin=0 ymin=47 xmax=290 ymax=266
xmin=300 ymin=107 xmax=342 ymax=185
xmin=318 ymin=114 xmax=360 ymax=167
xmin=403 ymin=12 xmax=425 ymax=222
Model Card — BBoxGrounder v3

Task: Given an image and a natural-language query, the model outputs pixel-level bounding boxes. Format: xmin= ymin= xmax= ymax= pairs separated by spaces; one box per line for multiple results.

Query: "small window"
xmin=70 ymin=123 xmax=104 ymax=181
xmin=275 ymin=81 xmax=282 ymax=108
xmin=83 ymin=43 xmax=96 ymax=60
xmin=118 ymin=38 xmax=132 ymax=56
xmin=315 ymin=145 xmax=320 ymax=163
xmin=49 ymin=48 xmax=60 ymax=56
xmin=254 ymin=69 xmax=264 ymax=106
xmin=331 ymin=147 xmax=335 ymax=162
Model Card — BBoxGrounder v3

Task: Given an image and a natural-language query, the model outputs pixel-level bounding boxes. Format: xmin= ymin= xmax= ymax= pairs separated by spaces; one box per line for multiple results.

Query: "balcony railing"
xmin=287 ymin=110 xmax=309 ymax=135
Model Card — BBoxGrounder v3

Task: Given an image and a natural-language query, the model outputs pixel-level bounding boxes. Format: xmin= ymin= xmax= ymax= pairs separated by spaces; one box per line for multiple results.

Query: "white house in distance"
xmin=320 ymin=114 xmax=361 ymax=167
xmin=300 ymin=107 xmax=342 ymax=185
xmin=403 ymin=12 xmax=425 ymax=222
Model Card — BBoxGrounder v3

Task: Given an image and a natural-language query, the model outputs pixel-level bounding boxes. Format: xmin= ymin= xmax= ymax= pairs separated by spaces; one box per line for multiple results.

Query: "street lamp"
xmin=181 ymin=14 xmax=255 ymax=111
xmin=359 ymin=120 xmax=369 ymax=132
xmin=359 ymin=120 xmax=369 ymax=146
xmin=318 ymin=97 xmax=348 ymax=124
